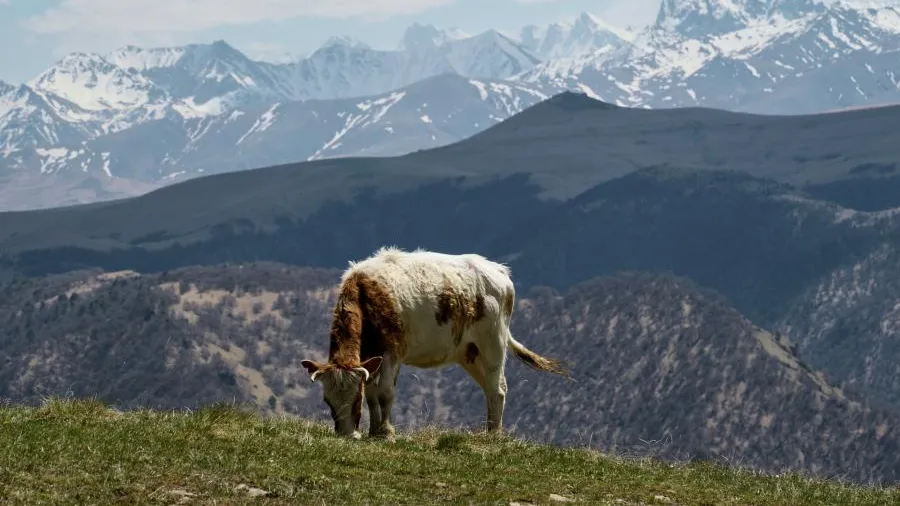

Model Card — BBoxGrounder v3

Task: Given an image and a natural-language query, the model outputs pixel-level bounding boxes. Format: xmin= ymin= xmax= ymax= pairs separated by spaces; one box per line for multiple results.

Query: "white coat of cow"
xmin=301 ymin=246 xmax=568 ymax=439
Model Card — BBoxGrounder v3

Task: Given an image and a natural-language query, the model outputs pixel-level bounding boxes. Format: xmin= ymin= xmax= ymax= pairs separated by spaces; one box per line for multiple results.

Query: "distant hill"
xmin=1 ymin=264 xmax=900 ymax=485
xmin=3 ymin=92 xmax=900 ymax=253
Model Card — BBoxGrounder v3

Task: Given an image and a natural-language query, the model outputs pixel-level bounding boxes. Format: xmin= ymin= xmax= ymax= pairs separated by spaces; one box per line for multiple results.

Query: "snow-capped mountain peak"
xmin=112 ymin=40 xmax=284 ymax=109
xmin=518 ymin=12 xmax=635 ymax=60
xmin=317 ymin=35 xmax=372 ymax=52
xmin=655 ymin=0 xmax=770 ymax=37
xmin=436 ymin=30 xmax=540 ymax=78
xmin=572 ymin=12 xmax=637 ymax=43
xmin=28 ymin=52 xmax=164 ymax=112
xmin=398 ymin=23 xmax=472 ymax=51
xmin=107 ymin=45 xmax=187 ymax=71
xmin=174 ymin=40 xmax=258 ymax=73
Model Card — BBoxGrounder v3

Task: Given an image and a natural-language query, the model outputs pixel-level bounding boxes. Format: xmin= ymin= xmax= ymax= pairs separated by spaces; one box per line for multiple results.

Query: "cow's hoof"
xmin=371 ymin=433 xmax=397 ymax=443
xmin=370 ymin=427 xmax=396 ymax=442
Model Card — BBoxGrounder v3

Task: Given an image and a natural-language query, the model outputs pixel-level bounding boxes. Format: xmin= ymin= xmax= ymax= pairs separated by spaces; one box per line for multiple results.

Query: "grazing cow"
xmin=301 ymin=246 xmax=569 ymax=440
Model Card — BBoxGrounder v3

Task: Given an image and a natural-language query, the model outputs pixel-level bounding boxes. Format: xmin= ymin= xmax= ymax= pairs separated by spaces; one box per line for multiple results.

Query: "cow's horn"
xmin=352 ymin=367 xmax=370 ymax=382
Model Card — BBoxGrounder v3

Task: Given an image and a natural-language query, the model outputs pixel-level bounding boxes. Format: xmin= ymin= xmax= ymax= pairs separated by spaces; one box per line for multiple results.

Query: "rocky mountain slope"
xmin=778 ymin=243 xmax=900 ymax=408
xmin=1 ymin=264 xmax=898 ymax=485
xmin=4 ymin=1 xmax=900 ymax=210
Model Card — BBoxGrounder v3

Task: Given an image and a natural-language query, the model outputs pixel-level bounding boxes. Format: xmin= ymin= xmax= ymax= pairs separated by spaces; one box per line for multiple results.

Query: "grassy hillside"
xmin=0 ymin=398 xmax=897 ymax=505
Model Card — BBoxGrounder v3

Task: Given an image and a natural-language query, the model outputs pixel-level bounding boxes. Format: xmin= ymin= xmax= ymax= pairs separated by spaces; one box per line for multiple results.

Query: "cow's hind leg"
xmin=459 ymin=334 xmax=508 ymax=433
xmin=483 ymin=357 xmax=508 ymax=432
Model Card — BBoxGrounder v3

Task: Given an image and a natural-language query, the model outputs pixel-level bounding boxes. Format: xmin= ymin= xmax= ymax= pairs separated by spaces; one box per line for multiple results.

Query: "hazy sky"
xmin=0 ymin=0 xmax=663 ymax=84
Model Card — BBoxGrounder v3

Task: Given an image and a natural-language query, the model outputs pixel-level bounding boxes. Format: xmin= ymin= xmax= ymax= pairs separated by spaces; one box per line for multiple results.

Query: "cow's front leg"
xmin=375 ymin=387 xmax=397 ymax=441
xmin=365 ymin=387 xmax=383 ymax=437
xmin=366 ymin=355 xmax=398 ymax=441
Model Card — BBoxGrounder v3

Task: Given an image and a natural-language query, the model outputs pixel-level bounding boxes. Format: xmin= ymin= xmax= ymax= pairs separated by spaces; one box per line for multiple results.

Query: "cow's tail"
xmin=507 ymin=334 xmax=571 ymax=379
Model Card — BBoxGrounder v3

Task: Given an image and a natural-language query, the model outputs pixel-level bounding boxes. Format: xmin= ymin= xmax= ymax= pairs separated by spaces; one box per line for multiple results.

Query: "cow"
xmin=301 ymin=246 xmax=569 ymax=440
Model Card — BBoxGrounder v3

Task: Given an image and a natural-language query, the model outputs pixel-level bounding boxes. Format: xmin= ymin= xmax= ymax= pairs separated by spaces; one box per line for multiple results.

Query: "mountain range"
xmin=3 ymin=0 xmax=900 ymax=211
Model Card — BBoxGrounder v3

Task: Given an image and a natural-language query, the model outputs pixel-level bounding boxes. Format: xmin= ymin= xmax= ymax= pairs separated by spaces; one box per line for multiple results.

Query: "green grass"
xmin=0 ymin=399 xmax=896 ymax=505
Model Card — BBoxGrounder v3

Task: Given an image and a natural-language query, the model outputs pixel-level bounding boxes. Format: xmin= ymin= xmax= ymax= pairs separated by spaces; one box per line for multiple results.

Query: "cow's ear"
xmin=301 ymin=360 xmax=326 ymax=381
xmin=359 ymin=356 xmax=383 ymax=382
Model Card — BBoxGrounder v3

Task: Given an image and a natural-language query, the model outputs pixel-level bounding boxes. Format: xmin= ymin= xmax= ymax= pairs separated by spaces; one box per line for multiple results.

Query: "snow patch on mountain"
xmin=35 ymin=147 xmax=76 ymax=174
xmin=171 ymin=96 xmax=230 ymax=119
xmin=468 ymin=79 xmax=549 ymax=115
xmin=309 ymin=90 xmax=408 ymax=159
xmin=837 ymin=0 xmax=900 ymax=33
xmin=709 ymin=13 xmax=814 ymax=57
xmin=237 ymin=103 xmax=281 ymax=144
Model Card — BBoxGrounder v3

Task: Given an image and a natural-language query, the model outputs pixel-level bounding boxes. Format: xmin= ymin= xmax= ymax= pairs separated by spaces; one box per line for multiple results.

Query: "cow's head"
xmin=300 ymin=357 xmax=383 ymax=438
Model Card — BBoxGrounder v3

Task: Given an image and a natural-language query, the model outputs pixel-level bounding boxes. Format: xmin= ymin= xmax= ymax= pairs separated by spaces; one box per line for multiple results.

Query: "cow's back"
xmin=343 ymin=247 xmax=513 ymax=366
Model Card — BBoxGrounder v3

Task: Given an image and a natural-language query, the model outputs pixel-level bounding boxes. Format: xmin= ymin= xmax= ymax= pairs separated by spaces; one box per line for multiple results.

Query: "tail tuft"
xmin=507 ymin=336 xmax=572 ymax=379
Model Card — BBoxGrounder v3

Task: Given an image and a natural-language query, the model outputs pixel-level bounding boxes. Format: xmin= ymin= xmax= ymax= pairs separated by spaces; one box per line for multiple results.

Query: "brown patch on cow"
xmin=502 ymin=290 xmax=515 ymax=320
xmin=464 ymin=343 xmax=479 ymax=364
xmin=474 ymin=293 xmax=486 ymax=321
xmin=435 ymin=278 xmax=486 ymax=345
xmin=328 ymin=271 xmax=405 ymax=368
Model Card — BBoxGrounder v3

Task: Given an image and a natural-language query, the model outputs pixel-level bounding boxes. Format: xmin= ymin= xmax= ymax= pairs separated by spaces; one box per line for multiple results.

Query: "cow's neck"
xmin=326 ymin=270 xmax=403 ymax=368
xmin=328 ymin=317 xmax=362 ymax=368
